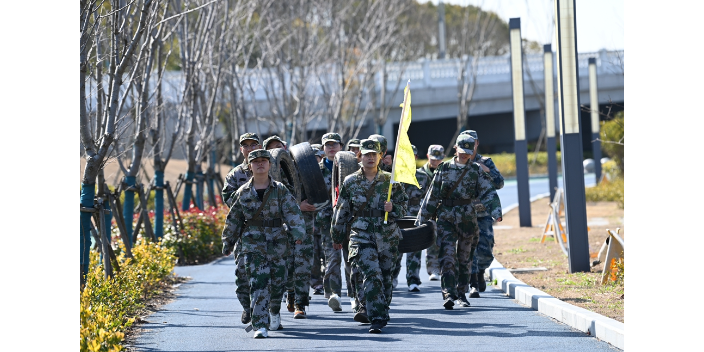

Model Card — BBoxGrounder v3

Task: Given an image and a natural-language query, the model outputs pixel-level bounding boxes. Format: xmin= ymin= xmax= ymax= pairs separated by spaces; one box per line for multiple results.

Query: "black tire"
xmin=289 ymin=142 xmax=328 ymax=207
xmin=331 ymin=151 xmax=359 ymax=205
xmin=396 ymin=216 xmax=419 ymax=230
xmin=398 ymin=220 xmax=437 ymax=253
xmin=269 ymin=148 xmax=302 ymax=203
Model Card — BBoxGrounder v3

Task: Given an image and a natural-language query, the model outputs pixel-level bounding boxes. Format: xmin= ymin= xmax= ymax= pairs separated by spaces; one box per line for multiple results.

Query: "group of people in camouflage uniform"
xmin=220 ymin=128 xmax=503 ymax=338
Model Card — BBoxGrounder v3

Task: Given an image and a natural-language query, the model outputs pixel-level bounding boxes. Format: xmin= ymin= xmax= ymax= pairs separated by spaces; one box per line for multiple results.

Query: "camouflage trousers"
xmin=310 ymin=232 xmax=324 ymax=288
xmin=349 ymin=242 xmax=398 ymax=323
xmin=234 ymin=247 xmax=250 ymax=309
xmin=244 ymin=252 xmax=287 ymax=330
xmin=285 ymin=212 xmax=315 ymax=306
xmin=437 ymin=217 xmax=479 ymax=298
xmin=392 ymin=251 xmax=422 ymax=286
xmin=342 ymin=237 xmax=365 ymax=309
xmin=425 ymin=242 xmax=441 ymax=275
xmin=321 ymin=226 xmax=343 ymax=297
xmin=471 ymin=216 xmax=496 ymax=274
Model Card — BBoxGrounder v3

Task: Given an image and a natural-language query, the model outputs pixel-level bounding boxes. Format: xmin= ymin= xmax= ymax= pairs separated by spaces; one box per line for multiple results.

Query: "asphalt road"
xmin=132 ymin=172 xmax=618 ymax=351
xmin=496 ymin=173 xmax=597 ymax=211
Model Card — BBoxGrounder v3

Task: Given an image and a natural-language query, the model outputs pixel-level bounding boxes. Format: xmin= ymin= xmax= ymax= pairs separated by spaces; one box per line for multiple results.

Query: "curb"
xmin=491 ymin=195 xmax=625 ymax=350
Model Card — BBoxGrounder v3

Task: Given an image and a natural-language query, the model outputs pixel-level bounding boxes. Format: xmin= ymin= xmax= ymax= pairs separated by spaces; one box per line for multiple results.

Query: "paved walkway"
xmin=132 ymin=253 xmax=621 ymax=351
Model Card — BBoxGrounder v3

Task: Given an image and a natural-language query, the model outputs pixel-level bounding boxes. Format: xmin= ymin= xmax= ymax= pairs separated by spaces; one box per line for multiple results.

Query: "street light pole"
xmin=589 ymin=57 xmax=602 ymax=184
xmin=544 ymin=44 xmax=558 ymax=202
xmin=438 ymin=2 xmax=446 ymax=60
xmin=509 ymin=18 xmax=531 ymax=227
xmin=554 ymin=0 xmax=590 ymax=272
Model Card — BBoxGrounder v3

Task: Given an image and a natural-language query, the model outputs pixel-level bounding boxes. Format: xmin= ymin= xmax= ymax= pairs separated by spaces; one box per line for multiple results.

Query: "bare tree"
xmin=443 ymin=4 xmax=507 ymax=155
xmin=80 ymin=0 xmax=158 ymax=286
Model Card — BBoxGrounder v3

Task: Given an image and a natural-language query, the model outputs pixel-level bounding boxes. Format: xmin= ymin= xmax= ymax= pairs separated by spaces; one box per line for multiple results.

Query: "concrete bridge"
xmin=130 ymin=49 xmax=624 ymax=158
xmin=233 ymin=49 xmax=623 ymax=155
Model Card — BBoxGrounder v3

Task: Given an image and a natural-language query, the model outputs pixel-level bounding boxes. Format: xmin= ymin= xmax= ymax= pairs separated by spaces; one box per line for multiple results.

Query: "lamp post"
xmin=589 ymin=57 xmax=602 ymax=184
xmin=438 ymin=2 xmax=446 ymax=59
xmin=554 ymin=0 xmax=590 ymax=273
xmin=509 ymin=18 xmax=531 ymax=227
xmin=544 ymin=44 xmax=558 ymax=201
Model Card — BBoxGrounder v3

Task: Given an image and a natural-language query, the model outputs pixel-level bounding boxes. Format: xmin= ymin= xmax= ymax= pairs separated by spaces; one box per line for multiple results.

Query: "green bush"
xmin=161 ymin=206 xmax=228 ymax=265
xmin=417 ymin=151 xmax=562 ymax=178
xmin=601 ymin=111 xmax=624 ymax=173
xmin=80 ymin=241 xmax=176 ymax=352
xmin=585 ymin=175 xmax=624 ymax=208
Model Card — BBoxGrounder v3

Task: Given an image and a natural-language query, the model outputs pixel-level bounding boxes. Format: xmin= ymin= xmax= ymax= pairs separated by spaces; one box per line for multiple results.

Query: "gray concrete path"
xmin=132 ymin=253 xmax=620 ymax=351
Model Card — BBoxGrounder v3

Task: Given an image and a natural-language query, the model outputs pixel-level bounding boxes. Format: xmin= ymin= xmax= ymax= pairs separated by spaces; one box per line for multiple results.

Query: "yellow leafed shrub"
xmin=80 ymin=241 xmax=176 ymax=352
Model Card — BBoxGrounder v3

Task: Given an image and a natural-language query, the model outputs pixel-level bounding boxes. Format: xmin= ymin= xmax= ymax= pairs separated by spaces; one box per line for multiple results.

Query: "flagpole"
xmin=385 ymin=80 xmax=411 ymax=224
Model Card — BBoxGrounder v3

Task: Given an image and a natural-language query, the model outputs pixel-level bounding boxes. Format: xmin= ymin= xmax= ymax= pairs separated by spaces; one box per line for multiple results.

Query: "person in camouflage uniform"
xmin=460 ymin=130 xmax=504 ymax=298
xmin=221 ymin=149 xmax=307 ymax=339
xmin=422 ymin=145 xmax=446 ymax=280
xmin=309 ymin=143 xmax=325 ymax=294
xmin=221 ymin=132 xmax=260 ymax=324
xmin=261 ymin=138 xmax=314 ymax=318
xmin=368 ymin=134 xmax=392 ymax=173
xmin=346 ymin=138 xmax=361 ymax=154
xmin=316 ymin=132 xmax=345 ymax=311
xmin=391 ymin=145 xmax=426 ymax=292
xmin=331 ymin=139 xmax=408 ymax=334
xmin=416 ymin=134 xmax=501 ymax=310
xmin=263 ymin=135 xmax=287 ymax=150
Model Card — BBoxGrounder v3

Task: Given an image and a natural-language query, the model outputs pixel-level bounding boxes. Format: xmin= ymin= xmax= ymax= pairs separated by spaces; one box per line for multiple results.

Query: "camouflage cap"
xmin=460 ymin=129 xmax=479 ymax=140
xmin=321 ymin=132 xmax=342 ymax=145
xmin=455 ymin=134 xmax=476 ymax=155
xmin=368 ymin=134 xmax=387 ymax=152
xmin=427 ymin=144 xmax=445 ymax=160
xmin=239 ymin=132 xmax=261 ymax=145
xmin=346 ymin=138 xmax=361 ymax=149
xmin=263 ymin=135 xmax=286 ymax=149
xmin=411 ymin=144 xmax=418 ymax=155
xmin=247 ymin=149 xmax=271 ymax=163
xmin=359 ymin=139 xmax=381 ymax=155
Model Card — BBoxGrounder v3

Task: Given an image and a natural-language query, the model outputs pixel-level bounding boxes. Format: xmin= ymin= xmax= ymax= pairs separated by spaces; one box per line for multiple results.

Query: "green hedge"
xmin=416 ymin=151 xmax=562 ymax=178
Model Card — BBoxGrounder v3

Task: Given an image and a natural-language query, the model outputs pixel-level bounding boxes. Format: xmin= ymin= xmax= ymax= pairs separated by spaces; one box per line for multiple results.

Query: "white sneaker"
xmin=408 ymin=283 xmax=420 ymax=292
xmin=328 ymin=294 xmax=342 ymax=312
xmin=269 ymin=312 xmax=281 ymax=331
xmin=253 ymin=328 xmax=268 ymax=338
xmin=350 ymin=297 xmax=358 ymax=311
xmin=429 ymin=271 xmax=440 ymax=281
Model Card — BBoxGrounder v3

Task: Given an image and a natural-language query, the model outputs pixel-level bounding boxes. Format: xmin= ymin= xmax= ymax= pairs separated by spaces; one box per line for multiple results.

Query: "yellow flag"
xmin=390 ymin=82 xmax=419 ymax=189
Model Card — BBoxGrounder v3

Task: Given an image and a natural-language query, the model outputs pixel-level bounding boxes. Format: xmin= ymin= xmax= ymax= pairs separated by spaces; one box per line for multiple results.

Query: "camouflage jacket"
xmin=472 ymin=153 xmax=504 ymax=218
xmin=473 ymin=153 xmax=504 ymax=190
xmin=221 ymin=177 xmax=306 ymax=258
xmin=314 ymin=158 xmax=334 ymax=228
xmin=331 ymin=168 xmax=408 ymax=252
xmin=416 ymin=158 xmax=502 ymax=224
xmin=404 ymin=166 xmax=432 ymax=216
xmin=222 ymin=160 xmax=253 ymax=207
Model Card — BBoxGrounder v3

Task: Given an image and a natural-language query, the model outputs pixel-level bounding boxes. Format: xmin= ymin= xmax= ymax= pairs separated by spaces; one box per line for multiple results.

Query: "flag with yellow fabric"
xmin=385 ymin=80 xmax=418 ymax=223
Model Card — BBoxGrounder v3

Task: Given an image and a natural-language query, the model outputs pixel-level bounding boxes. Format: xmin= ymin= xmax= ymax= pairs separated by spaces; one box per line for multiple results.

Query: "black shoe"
xmin=286 ymin=291 xmax=295 ymax=312
xmin=456 ymin=294 xmax=471 ymax=307
xmin=354 ymin=307 xmax=370 ymax=324
xmin=469 ymin=287 xmax=480 ymax=298
xmin=478 ymin=270 xmax=487 ymax=292
xmin=369 ymin=321 xmax=384 ymax=333
xmin=313 ymin=286 xmax=324 ymax=295
xmin=241 ymin=309 xmax=251 ymax=324
xmin=443 ymin=298 xmax=455 ymax=310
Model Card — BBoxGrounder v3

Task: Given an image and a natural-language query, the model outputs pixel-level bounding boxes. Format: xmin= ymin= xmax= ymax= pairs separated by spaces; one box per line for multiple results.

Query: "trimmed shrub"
xmin=161 ymin=205 xmax=228 ymax=265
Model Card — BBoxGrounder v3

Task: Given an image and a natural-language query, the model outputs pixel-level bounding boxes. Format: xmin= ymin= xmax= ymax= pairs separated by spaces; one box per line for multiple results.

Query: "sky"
xmin=428 ymin=0 xmax=624 ymax=53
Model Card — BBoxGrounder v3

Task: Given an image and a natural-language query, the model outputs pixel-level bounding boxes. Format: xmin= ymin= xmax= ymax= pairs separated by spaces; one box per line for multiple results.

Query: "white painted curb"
xmin=488 ymin=258 xmax=624 ymax=349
